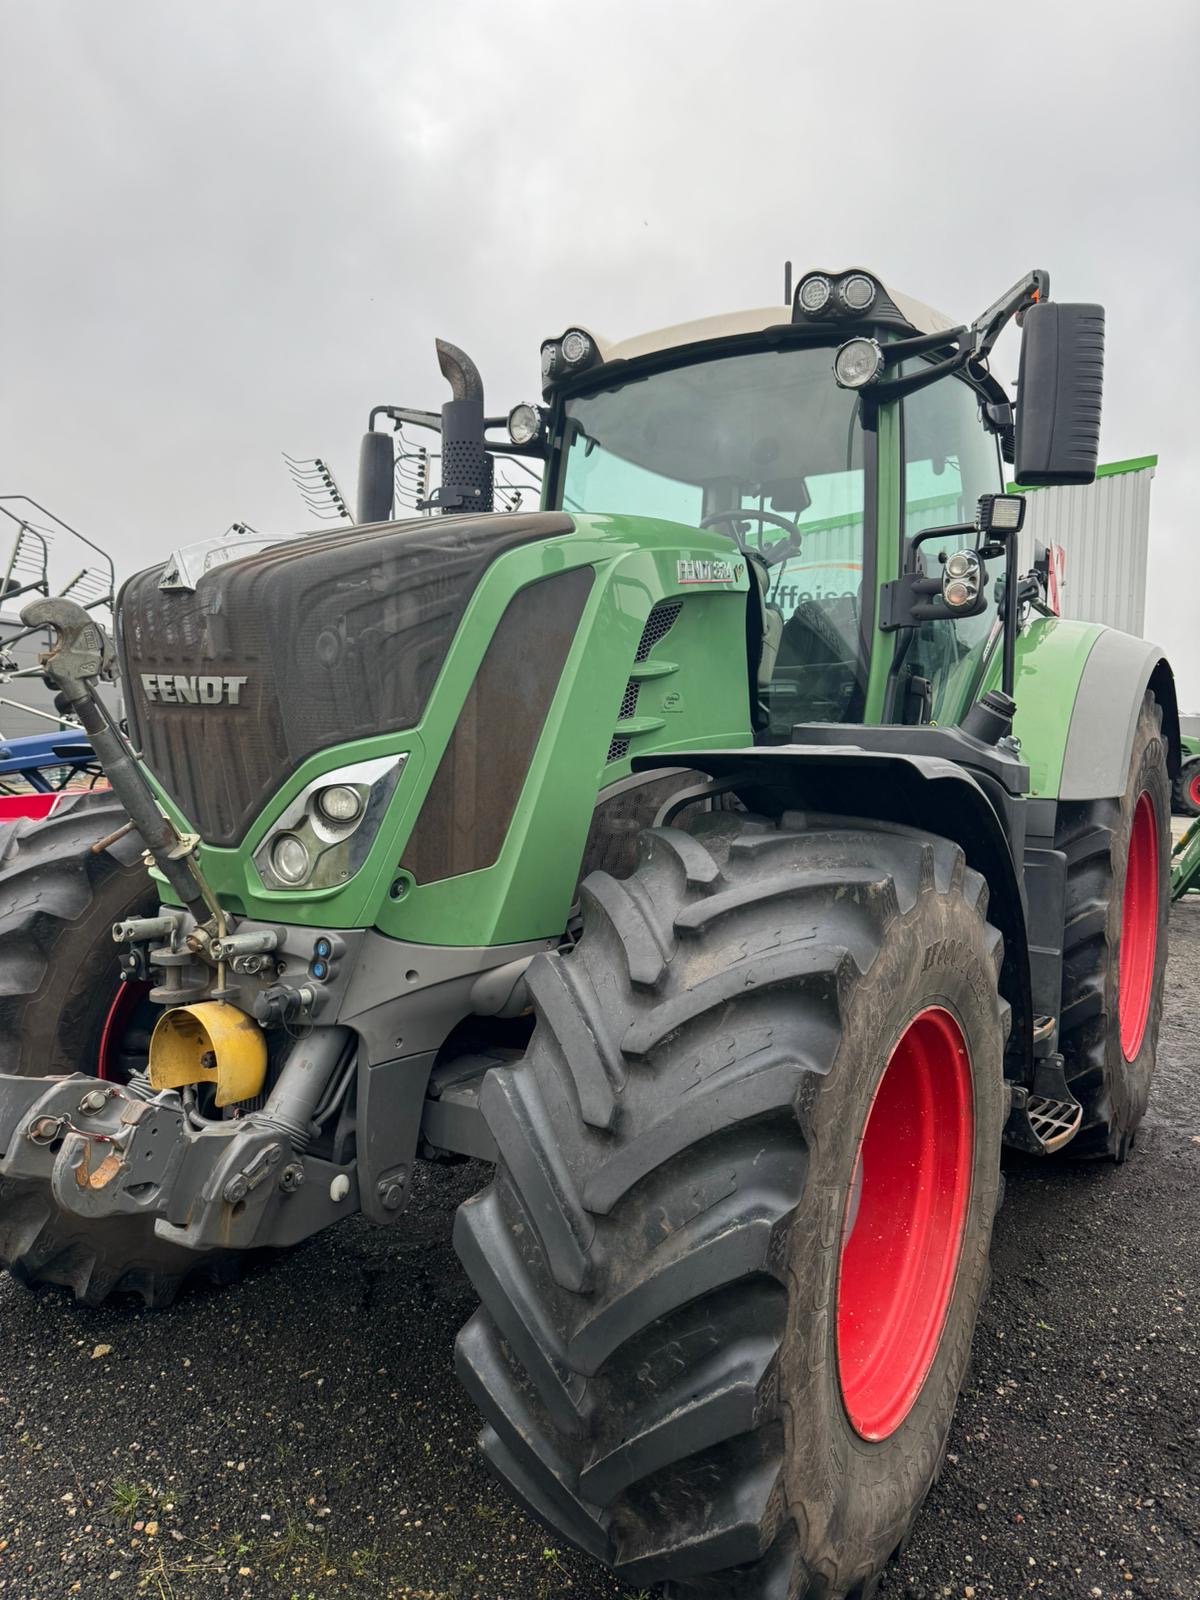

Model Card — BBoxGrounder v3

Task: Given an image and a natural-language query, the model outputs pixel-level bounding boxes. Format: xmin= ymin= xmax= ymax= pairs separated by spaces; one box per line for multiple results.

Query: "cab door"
xmin=895 ymin=374 xmax=1005 ymax=725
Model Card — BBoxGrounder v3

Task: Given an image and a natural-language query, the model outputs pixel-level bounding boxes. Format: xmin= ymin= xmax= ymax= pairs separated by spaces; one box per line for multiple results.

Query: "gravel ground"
xmin=1 ymin=904 xmax=1197 ymax=1600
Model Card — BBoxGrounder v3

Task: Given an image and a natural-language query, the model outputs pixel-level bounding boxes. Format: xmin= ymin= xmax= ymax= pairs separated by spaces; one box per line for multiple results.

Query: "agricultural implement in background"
xmin=0 ymin=499 xmax=113 ymax=819
xmin=1171 ymin=816 xmax=1200 ymax=900
xmin=0 ymin=269 xmax=1180 ymax=1600
xmin=1174 ymin=732 xmax=1200 ymax=816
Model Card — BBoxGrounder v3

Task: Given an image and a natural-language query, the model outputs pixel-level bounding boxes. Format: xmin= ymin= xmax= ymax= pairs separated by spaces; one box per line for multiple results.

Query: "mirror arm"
xmin=969 ymin=268 xmax=1051 ymax=362
xmin=872 ymin=344 xmax=971 ymax=403
xmin=369 ymin=405 xmax=443 ymax=434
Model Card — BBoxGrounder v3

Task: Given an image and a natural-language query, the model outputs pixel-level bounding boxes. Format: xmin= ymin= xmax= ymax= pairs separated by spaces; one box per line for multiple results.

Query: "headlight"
xmin=833 ymin=337 xmax=885 ymax=389
xmin=507 ymin=403 xmax=544 ymax=447
xmin=942 ymin=549 xmax=982 ymax=609
xmin=270 ymin=833 xmax=312 ymax=885
xmin=254 ymin=754 xmax=406 ymax=892
xmin=797 ymin=274 xmax=832 ymax=314
xmin=317 ymin=784 xmax=363 ymax=823
xmin=561 ymin=329 xmax=593 ymax=366
xmin=838 ymin=273 xmax=877 ymax=313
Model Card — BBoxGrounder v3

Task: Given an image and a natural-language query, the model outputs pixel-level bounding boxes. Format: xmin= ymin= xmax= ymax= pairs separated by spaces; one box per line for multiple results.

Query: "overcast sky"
xmin=3 ymin=0 xmax=1198 ymax=703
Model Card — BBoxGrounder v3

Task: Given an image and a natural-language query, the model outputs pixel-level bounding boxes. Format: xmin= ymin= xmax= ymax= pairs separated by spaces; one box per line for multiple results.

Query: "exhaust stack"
xmin=435 ymin=339 xmax=493 ymax=515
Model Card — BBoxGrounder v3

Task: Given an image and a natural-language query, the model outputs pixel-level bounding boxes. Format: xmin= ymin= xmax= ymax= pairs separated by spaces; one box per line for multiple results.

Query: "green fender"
xmin=981 ymin=617 xmax=1180 ymax=801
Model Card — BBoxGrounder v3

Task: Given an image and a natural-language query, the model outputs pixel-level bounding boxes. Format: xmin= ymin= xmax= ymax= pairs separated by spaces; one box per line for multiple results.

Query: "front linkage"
xmin=0 ymin=598 xmax=363 ymax=1259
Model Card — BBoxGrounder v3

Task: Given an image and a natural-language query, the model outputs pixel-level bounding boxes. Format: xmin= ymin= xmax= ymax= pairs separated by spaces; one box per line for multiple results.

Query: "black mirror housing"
xmin=1014 ymin=301 xmax=1105 ymax=486
xmin=356 ymin=430 xmax=395 ymax=524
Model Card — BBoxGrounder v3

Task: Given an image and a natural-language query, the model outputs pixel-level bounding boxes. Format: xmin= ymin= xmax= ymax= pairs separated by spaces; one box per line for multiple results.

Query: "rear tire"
xmin=1172 ymin=757 xmax=1200 ymax=818
xmin=1055 ymin=693 xmax=1171 ymax=1160
xmin=454 ymin=812 xmax=1007 ymax=1597
xmin=0 ymin=794 xmax=231 ymax=1306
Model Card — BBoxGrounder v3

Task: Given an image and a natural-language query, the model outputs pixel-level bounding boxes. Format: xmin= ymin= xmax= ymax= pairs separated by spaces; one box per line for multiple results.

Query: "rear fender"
xmin=639 ymin=745 xmax=1033 ymax=1066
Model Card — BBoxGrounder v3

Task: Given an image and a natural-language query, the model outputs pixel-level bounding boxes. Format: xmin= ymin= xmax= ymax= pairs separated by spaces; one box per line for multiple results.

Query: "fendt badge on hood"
xmin=140 ymin=673 xmax=249 ymax=706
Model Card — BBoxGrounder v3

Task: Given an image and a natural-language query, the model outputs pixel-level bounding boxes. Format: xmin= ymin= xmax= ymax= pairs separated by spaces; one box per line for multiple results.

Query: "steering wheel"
xmin=699 ymin=508 xmax=804 ymax=567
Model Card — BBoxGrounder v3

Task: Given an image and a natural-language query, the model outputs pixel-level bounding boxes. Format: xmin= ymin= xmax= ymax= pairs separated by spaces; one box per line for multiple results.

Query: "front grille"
xmin=618 ymin=680 xmax=640 ymax=721
xmin=118 ymin=512 xmax=571 ymax=846
xmin=607 ymin=735 xmax=631 ymax=764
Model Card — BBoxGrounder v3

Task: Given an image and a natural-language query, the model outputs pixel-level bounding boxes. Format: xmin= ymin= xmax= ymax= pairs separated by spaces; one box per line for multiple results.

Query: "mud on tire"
xmin=0 ymin=794 xmax=230 ymax=1306
xmin=454 ymin=811 xmax=1008 ymax=1598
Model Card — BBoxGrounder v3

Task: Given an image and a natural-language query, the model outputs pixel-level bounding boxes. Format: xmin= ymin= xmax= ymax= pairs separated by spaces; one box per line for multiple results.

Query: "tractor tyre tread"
xmin=455 ymin=811 xmax=1008 ymax=1598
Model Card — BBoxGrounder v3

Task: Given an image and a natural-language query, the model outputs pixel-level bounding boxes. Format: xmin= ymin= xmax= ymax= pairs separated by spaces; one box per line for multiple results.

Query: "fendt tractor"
xmin=0 ymin=268 xmax=1178 ymax=1599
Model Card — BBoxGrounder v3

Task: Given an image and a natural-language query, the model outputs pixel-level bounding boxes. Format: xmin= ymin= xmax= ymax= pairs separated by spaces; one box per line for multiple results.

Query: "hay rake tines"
xmin=283 ymin=454 xmax=351 ymax=522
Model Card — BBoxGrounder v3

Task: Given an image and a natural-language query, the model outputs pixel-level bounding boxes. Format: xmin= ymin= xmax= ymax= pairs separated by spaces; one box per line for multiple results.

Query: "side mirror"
xmin=1014 ymin=301 xmax=1105 ymax=486
xmin=356 ymin=431 xmax=395 ymax=524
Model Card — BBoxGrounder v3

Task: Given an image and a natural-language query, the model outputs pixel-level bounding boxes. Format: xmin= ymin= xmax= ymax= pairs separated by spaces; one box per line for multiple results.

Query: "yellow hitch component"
xmin=149 ymin=1002 xmax=268 ymax=1108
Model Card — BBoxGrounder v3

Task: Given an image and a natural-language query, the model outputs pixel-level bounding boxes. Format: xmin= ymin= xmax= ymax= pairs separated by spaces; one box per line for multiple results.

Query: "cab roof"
xmin=584 ymin=276 xmax=958 ymax=368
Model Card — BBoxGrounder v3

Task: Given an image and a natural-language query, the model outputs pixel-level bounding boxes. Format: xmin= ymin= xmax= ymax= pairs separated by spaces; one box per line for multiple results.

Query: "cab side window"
xmin=899 ymin=376 xmax=1004 ymax=725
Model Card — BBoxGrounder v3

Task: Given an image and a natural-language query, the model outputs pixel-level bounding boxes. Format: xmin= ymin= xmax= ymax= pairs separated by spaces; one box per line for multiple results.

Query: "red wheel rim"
xmin=97 ymin=980 xmax=151 ymax=1082
xmin=1118 ymin=791 xmax=1159 ymax=1060
xmin=836 ymin=1006 xmax=974 ymax=1441
xmin=1189 ymin=770 xmax=1200 ymax=811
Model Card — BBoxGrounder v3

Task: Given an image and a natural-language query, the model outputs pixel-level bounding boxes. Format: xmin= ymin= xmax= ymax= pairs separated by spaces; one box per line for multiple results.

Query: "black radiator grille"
xmin=634 ymin=600 xmax=682 ymax=661
xmin=604 ymin=601 xmax=683 ymax=768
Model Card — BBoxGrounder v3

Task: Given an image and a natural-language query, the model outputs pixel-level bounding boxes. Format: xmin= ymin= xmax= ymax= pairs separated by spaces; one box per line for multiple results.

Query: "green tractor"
xmin=0 ymin=267 xmax=1180 ymax=1599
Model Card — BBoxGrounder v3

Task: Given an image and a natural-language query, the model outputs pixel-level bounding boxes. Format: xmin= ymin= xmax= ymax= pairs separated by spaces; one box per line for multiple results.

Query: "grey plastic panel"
xmin=1059 ymin=630 xmax=1172 ymax=801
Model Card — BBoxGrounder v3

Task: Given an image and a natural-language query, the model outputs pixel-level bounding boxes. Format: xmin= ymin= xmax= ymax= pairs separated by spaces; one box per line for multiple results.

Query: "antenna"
xmin=783 ymin=260 xmax=793 ymax=307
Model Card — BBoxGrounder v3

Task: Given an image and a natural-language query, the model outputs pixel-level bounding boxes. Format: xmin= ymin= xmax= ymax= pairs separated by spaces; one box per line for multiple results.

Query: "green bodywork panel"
xmin=150 ymin=515 xmax=754 ymax=945
xmin=1181 ymin=733 xmax=1200 ymax=763
xmin=979 ymin=616 xmax=1105 ymax=798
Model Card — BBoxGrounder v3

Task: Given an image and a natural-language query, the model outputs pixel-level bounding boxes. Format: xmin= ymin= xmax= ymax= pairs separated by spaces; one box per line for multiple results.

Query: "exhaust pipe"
xmin=435 ymin=339 xmax=493 ymax=516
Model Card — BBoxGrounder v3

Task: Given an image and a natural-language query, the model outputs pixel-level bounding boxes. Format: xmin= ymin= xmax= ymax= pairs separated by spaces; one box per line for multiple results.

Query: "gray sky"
xmin=3 ymin=0 xmax=1198 ymax=703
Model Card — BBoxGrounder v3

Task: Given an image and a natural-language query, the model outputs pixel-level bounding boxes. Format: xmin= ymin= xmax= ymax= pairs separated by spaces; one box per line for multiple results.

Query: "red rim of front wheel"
xmin=836 ymin=1006 xmax=974 ymax=1442
xmin=1118 ymin=791 xmax=1159 ymax=1061
xmin=1189 ymin=769 xmax=1200 ymax=812
xmin=97 ymin=980 xmax=151 ymax=1082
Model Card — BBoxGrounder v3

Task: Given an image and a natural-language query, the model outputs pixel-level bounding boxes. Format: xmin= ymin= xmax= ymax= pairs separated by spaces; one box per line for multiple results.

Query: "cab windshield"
xmin=555 ymin=344 xmax=868 ymax=728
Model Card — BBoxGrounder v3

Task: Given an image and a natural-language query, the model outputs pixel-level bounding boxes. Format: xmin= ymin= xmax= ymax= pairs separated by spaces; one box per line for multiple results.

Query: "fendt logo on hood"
xmin=140 ymin=673 xmax=249 ymax=706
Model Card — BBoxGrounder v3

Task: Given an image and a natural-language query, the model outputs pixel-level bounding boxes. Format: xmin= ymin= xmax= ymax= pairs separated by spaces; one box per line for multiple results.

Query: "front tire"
xmin=454 ymin=813 xmax=1007 ymax=1597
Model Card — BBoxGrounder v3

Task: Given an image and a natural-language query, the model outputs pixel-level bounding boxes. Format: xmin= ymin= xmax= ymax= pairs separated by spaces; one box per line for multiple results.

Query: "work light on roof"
xmin=797 ymin=274 xmax=832 ymax=314
xmin=838 ymin=273 xmax=877 ymax=313
xmin=833 ymin=337 xmax=885 ymax=390
xmin=561 ymin=329 xmax=593 ymax=366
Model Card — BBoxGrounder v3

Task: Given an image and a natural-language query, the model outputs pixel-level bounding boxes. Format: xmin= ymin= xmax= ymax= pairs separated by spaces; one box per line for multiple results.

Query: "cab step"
xmin=1003 ymin=1049 xmax=1083 ymax=1154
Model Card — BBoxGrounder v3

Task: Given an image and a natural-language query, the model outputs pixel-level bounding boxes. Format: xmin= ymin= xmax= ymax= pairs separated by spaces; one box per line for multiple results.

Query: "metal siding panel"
xmin=1017 ymin=466 xmax=1152 ymax=636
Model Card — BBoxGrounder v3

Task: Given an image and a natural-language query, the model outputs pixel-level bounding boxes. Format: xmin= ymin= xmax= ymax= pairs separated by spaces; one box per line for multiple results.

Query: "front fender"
xmin=984 ymin=616 xmax=1180 ymax=800
xmin=639 ymin=745 xmax=1033 ymax=1068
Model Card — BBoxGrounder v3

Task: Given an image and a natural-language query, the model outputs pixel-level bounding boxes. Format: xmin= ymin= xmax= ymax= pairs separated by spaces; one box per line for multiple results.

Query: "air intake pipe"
xmin=435 ymin=338 xmax=493 ymax=515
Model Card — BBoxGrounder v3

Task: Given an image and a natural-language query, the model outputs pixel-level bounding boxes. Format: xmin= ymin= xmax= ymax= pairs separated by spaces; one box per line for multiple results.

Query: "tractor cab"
xmin=527 ymin=269 xmax=1097 ymax=739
